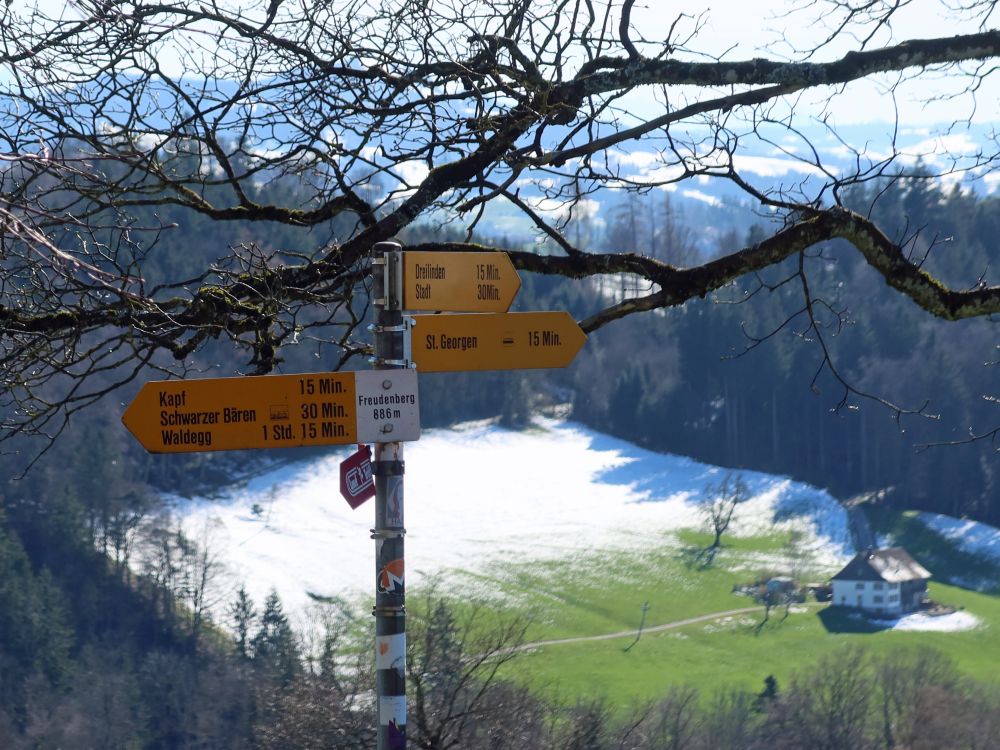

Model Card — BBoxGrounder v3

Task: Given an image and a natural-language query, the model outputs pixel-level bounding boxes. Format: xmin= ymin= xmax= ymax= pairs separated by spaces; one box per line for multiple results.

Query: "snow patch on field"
xmin=171 ymin=419 xmax=853 ymax=619
xmin=729 ymin=478 xmax=852 ymax=569
xmin=917 ymin=513 xmax=1000 ymax=563
xmin=867 ymin=611 xmax=981 ymax=632
xmin=701 ymin=615 xmax=757 ymax=633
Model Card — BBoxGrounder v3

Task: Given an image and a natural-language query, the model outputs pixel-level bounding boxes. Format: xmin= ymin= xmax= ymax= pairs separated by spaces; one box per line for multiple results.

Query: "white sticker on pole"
xmin=355 ymin=370 xmax=420 ymax=443
xmin=376 ymin=633 xmax=406 ymax=672
xmin=379 ymin=695 xmax=407 ymax=726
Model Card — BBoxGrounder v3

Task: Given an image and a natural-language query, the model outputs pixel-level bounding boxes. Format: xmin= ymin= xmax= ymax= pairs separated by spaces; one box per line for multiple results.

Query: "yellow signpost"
xmin=120 ymin=242 xmax=588 ymax=750
xmin=410 ymin=311 xmax=587 ymax=372
xmin=403 ymin=251 xmax=521 ymax=312
xmin=122 ymin=370 xmax=420 ymax=453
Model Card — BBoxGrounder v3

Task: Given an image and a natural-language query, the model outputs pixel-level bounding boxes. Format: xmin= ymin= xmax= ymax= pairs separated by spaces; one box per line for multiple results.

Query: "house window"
xmin=873 ymin=582 xmax=884 ymax=590
xmin=889 ymin=595 xmax=898 ymax=603
xmin=855 ymin=582 xmax=865 ymax=589
xmin=873 ymin=596 xmax=883 ymax=603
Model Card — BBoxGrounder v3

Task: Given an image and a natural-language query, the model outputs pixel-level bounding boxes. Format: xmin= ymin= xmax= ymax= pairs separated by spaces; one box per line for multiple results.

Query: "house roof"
xmin=831 ymin=547 xmax=932 ymax=583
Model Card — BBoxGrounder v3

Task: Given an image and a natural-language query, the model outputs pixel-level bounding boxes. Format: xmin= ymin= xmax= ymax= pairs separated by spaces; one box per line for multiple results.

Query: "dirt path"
xmin=515 ymin=602 xmax=827 ymax=652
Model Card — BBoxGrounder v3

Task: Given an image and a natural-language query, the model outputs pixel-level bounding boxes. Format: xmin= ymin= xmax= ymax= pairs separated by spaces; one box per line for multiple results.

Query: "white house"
xmin=830 ymin=547 xmax=931 ymax=616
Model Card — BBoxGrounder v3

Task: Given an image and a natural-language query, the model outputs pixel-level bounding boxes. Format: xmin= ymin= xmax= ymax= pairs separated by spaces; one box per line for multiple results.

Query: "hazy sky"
xmin=632 ymin=0 xmax=1000 ymax=125
xmin=15 ymin=0 xmax=999 ymax=125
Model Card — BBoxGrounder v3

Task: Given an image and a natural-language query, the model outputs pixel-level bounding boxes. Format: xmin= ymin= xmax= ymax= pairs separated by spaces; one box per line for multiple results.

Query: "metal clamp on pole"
xmin=371 ymin=527 xmax=406 ymax=540
xmin=370 ymin=323 xmax=411 ymax=333
xmin=383 ymin=247 xmax=403 ymax=312
xmin=368 ymin=316 xmax=415 ymax=369
xmin=402 ymin=316 xmax=414 ymax=367
xmin=371 ymin=255 xmax=388 ymax=307
xmin=371 ymin=240 xmax=408 ymax=750
xmin=369 ymin=356 xmax=412 ymax=368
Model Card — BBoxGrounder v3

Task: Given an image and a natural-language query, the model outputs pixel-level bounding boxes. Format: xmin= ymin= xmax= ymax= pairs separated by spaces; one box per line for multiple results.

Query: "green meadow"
xmin=455 ymin=531 xmax=800 ymax=641
xmin=425 ymin=520 xmax=1000 ymax=710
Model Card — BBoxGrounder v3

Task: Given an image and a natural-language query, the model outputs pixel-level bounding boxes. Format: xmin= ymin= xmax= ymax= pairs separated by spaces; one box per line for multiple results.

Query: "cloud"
xmin=902 ymin=132 xmax=981 ymax=164
xmin=618 ymin=150 xmax=825 ymax=182
xmin=394 ymin=160 xmax=429 ymax=186
xmin=681 ymin=189 xmax=722 ymax=207
xmin=612 ymin=149 xmax=662 ymax=168
xmin=622 ymin=163 xmax=687 ymax=185
xmin=514 ymin=176 xmax=556 ymax=190
xmin=525 ymin=196 xmax=606 ymax=227
xmin=732 ymin=154 xmax=826 ymax=178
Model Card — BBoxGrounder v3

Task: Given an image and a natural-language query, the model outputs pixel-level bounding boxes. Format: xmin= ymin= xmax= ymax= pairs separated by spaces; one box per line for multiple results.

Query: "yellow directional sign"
xmin=410 ymin=312 xmax=587 ymax=372
xmin=122 ymin=370 xmax=420 ymax=453
xmin=403 ymin=251 xmax=521 ymax=312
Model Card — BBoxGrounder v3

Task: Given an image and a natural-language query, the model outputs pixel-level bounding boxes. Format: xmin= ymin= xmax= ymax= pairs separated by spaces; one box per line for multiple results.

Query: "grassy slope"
xmin=455 ymin=531 xmax=802 ymax=642
xmin=508 ymin=581 xmax=999 ymax=708
xmin=429 ymin=522 xmax=1000 ymax=710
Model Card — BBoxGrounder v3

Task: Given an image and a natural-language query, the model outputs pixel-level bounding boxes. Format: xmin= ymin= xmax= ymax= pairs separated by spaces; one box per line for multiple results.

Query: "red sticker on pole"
xmin=340 ymin=444 xmax=375 ymax=509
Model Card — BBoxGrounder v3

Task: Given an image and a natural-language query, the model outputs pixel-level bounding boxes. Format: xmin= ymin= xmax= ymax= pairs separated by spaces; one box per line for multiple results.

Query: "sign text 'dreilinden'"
xmin=122 ymin=370 xmax=420 ymax=453
xmin=403 ymin=251 xmax=521 ymax=312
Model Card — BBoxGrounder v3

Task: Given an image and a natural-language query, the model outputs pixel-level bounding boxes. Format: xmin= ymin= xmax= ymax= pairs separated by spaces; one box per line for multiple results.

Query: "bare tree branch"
xmin=1 ymin=0 xmax=999 ymax=445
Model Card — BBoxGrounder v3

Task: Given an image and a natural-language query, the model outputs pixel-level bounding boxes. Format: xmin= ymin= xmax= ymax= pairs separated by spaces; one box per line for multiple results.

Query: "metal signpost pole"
xmin=372 ymin=241 xmax=407 ymax=750
xmin=120 ymin=237 xmax=583 ymax=749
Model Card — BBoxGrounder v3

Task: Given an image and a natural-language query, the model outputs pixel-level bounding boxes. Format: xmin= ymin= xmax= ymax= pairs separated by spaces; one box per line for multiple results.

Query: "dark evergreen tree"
xmin=755 ymin=674 xmax=779 ymax=712
xmin=251 ymin=590 xmax=300 ymax=684
xmin=229 ymin=586 xmax=257 ymax=660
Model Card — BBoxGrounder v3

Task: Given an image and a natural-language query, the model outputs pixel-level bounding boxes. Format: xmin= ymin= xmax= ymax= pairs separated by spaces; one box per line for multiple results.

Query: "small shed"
xmin=766 ymin=576 xmax=796 ymax=595
xmin=830 ymin=547 xmax=931 ymax=616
